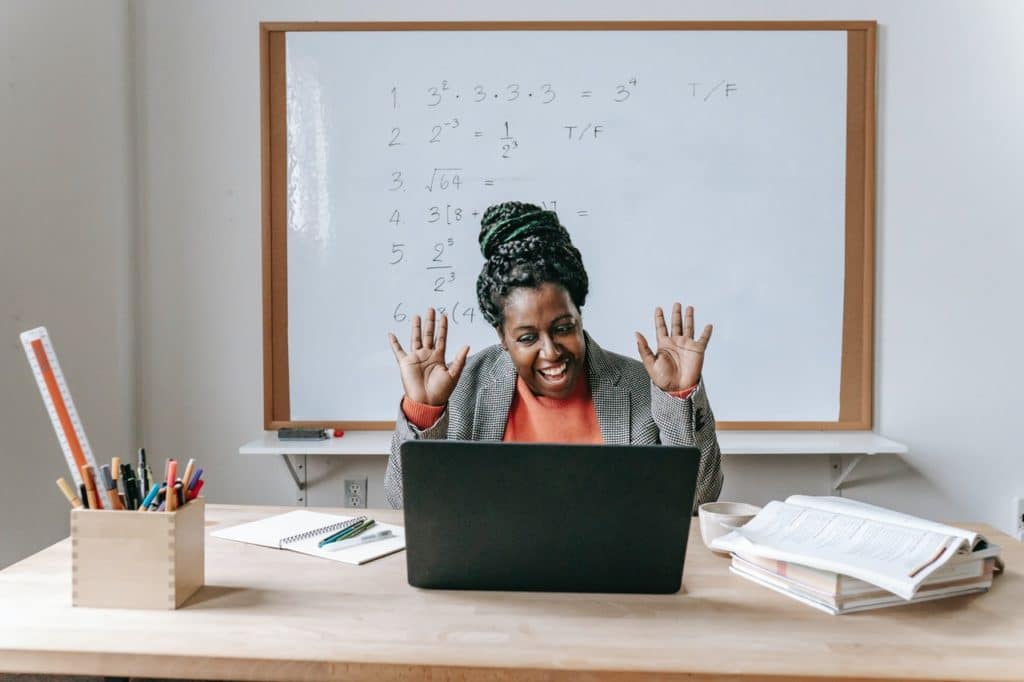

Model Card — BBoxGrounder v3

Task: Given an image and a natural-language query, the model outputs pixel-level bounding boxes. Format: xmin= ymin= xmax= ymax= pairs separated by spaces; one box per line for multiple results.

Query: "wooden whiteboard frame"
xmin=260 ymin=21 xmax=877 ymax=431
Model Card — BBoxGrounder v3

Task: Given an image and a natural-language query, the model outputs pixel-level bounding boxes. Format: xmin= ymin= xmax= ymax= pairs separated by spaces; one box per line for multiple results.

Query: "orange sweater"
xmin=401 ymin=379 xmax=696 ymax=443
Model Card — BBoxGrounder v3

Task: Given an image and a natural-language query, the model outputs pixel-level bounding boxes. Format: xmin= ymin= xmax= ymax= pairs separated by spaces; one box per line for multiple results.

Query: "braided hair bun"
xmin=475 ymin=201 xmax=589 ymax=328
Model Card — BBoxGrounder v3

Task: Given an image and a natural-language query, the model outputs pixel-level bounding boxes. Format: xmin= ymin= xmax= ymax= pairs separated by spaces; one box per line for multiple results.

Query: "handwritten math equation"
xmin=379 ymin=76 xmax=734 ymax=327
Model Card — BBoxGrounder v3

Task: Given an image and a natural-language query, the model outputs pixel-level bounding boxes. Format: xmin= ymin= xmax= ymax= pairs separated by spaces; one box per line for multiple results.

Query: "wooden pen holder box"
xmin=71 ymin=497 xmax=205 ymax=609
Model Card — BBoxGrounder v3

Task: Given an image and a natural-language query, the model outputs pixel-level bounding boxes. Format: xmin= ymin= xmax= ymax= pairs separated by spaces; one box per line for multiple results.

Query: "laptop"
xmin=399 ymin=441 xmax=700 ymax=594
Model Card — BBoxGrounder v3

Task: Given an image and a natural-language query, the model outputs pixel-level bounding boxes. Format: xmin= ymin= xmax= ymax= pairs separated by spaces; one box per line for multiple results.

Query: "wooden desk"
xmin=0 ymin=505 xmax=1019 ymax=681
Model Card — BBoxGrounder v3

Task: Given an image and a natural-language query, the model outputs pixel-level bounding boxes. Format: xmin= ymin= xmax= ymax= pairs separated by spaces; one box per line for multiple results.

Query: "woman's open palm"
xmin=635 ymin=303 xmax=713 ymax=393
xmin=388 ymin=308 xmax=469 ymax=407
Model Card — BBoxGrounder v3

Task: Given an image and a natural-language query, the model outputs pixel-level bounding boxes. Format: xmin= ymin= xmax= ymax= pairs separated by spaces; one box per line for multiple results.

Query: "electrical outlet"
xmin=344 ymin=478 xmax=368 ymax=509
xmin=1015 ymin=497 xmax=1024 ymax=542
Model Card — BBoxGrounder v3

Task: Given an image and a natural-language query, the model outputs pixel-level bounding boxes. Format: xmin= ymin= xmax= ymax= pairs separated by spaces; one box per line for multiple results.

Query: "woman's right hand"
xmin=387 ymin=308 xmax=470 ymax=407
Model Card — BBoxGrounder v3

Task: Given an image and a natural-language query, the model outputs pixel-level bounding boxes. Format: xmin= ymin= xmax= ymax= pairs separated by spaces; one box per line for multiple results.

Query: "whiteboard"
xmin=267 ymin=25 xmax=872 ymax=428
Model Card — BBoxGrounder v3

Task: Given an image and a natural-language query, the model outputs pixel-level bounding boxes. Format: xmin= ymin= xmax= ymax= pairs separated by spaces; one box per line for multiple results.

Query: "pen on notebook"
xmin=319 ymin=519 xmax=374 ymax=547
xmin=316 ymin=516 xmax=367 ymax=547
xmin=325 ymin=529 xmax=394 ymax=552
xmin=56 ymin=478 xmax=83 ymax=509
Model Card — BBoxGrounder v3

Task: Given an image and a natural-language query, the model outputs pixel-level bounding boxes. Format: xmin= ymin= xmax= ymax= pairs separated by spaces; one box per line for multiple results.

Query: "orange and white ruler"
xmin=20 ymin=326 xmax=98 ymax=488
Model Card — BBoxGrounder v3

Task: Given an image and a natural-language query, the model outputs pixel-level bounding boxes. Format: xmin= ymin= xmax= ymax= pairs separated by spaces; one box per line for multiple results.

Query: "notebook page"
xmin=285 ymin=521 xmax=406 ymax=565
xmin=212 ymin=510 xmax=354 ymax=549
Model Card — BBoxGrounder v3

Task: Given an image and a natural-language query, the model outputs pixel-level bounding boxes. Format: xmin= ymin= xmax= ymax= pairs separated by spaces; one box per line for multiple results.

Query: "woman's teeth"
xmin=539 ymin=362 xmax=568 ymax=379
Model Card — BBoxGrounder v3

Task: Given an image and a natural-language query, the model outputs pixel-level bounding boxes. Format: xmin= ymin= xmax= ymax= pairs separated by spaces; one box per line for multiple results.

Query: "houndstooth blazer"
xmin=384 ymin=332 xmax=723 ymax=511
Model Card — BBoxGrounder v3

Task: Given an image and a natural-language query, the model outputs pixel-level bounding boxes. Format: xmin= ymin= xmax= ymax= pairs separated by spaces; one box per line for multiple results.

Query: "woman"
xmin=384 ymin=201 xmax=723 ymax=509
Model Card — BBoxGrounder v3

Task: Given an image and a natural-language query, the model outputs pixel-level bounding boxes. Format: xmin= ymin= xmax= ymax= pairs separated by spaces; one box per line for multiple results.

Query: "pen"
xmin=100 ymin=464 xmax=125 ymax=510
xmin=81 ymin=465 xmax=102 ymax=510
xmin=181 ymin=459 xmax=196 ymax=496
xmin=138 ymin=448 xmax=150 ymax=498
xmin=120 ymin=463 xmax=139 ymax=510
xmin=319 ymin=519 xmax=374 ymax=547
xmin=140 ymin=483 xmax=160 ymax=510
xmin=56 ymin=478 xmax=83 ymax=509
xmin=79 ymin=482 xmax=89 ymax=509
xmin=165 ymin=459 xmax=177 ymax=511
xmin=325 ymin=529 xmax=394 ymax=552
xmin=187 ymin=467 xmax=203 ymax=493
xmin=188 ymin=479 xmax=204 ymax=500
xmin=317 ymin=517 xmax=368 ymax=547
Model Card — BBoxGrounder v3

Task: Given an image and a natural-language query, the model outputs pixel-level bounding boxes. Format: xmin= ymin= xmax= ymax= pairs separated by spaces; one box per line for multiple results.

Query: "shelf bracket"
xmin=280 ymin=454 xmax=307 ymax=504
xmin=829 ymin=454 xmax=866 ymax=493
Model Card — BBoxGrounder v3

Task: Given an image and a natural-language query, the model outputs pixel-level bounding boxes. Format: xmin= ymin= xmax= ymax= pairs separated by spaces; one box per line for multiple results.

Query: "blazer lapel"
xmin=473 ymin=349 xmax=516 ymax=440
xmin=585 ymin=333 xmax=632 ymax=444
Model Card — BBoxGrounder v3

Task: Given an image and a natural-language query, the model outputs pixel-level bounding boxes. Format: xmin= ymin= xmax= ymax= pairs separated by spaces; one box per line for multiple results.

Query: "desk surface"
xmin=240 ymin=430 xmax=909 ymax=456
xmin=0 ymin=505 xmax=1017 ymax=681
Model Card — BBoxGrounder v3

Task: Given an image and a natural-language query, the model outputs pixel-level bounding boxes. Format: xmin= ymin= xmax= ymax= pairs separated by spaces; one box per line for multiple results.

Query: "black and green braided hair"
xmin=475 ymin=201 xmax=589 ymax=329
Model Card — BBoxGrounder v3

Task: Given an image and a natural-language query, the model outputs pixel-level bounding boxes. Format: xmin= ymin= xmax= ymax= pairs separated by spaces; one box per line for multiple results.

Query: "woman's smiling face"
xmin=497 ymin=282 xmax=586 ymax=399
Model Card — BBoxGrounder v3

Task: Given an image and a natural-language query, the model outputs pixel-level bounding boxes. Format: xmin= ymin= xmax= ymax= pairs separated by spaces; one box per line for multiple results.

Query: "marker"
xmin=174 ymin=481 xmax=184 ymax=507
xmin=165 ymin=459 xmax=178 ymax=511
xmin=325 ymin=529 xmax=394 ymax=552
xmin=100 ymin=464 xmax=125 ymax=510
xmin=181 ymin=459 xmax=196 ymax=496
xmin=79 ymin=482 xmax=89 ymax=509
xmin=140 ymin=483 xmax=160 ymax=510
xmin=120 ymin=463 xmax=139 ymax=510
xmin=333 ymin=429 xmax=345 ymax=438
xmin=187 ymin=467 xmax=203 ymax=493
xmin=138 ymin=448 xmax=150 ymax=495
xmin=81 ymin=465 xmax=102 ymax=510
xmin=56 ymin=478 xmax=83 ymax=509
xmin=187 ymin=479 xmax=204 ymax=500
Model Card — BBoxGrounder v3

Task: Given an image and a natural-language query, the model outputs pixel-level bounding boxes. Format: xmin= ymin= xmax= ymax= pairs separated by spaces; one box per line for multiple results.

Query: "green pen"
xmin=317 ymin=518 xmax=366 ymax=547
xmin=319 ymin=519 xmax=374 ymax=548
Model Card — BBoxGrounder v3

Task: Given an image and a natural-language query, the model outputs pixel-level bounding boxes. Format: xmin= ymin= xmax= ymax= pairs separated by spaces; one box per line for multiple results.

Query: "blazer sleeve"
xmin=384 ymin=402 xmax=450 ymax=509
xmin=649 ymin=377 xmax=724 ymax=511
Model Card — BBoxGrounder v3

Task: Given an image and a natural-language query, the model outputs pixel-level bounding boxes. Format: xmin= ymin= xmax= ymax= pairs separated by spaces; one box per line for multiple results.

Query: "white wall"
xmin=3 ymin=0 xmax=1022 ymax=567
xmin=0 ymin=0 xmax=136 ymax=568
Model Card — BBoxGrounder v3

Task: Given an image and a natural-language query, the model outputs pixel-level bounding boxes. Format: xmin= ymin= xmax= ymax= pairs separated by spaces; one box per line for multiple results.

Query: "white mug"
xmin=698 ymin=501 xmax=762 ymax=554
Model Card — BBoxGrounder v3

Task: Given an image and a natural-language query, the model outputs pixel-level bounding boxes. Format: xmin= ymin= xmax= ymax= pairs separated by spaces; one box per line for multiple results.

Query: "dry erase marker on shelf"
xmin=20 ymin=327 xmax=100 ymax=488
xmin=56 ymin=478 xmax=83 ymax=509
xmin=326 ymin=529 xmax=394 ymax=552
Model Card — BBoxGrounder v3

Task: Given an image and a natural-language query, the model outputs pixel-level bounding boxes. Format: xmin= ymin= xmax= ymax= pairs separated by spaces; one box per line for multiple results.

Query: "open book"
xmin=710 ymin=495 xmax=994 ymax=600
xmin=211 ymin=510 xmax=405 ymax=565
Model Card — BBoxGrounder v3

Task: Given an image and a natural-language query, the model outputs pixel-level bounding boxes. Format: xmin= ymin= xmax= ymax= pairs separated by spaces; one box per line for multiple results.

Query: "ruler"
xmin=20 ymin=326 xmax=99 ymax=488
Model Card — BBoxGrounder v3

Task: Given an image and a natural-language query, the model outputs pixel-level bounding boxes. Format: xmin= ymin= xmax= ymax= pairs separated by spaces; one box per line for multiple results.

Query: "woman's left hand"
xmin=635 ymin=303 xmax=713 ymax=393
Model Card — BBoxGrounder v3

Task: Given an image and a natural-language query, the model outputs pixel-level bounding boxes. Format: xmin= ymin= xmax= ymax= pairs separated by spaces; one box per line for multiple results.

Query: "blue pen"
xmin=187 ymin=467 xmax=203 ymax=493
xmin=326 ymin=529 xmax=394 ymax=552
xmin=140 ymin=483 xmax=160 ymax=511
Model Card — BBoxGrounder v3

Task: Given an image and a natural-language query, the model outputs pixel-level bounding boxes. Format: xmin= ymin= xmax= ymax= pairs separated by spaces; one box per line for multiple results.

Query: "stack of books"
xmin=711 ymin=495 xmax=1003 ymax=615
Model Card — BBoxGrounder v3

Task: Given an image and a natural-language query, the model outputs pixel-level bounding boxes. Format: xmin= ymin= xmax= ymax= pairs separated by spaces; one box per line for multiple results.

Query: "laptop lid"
xmin=400 ymin=441 xmax=700 ymax=594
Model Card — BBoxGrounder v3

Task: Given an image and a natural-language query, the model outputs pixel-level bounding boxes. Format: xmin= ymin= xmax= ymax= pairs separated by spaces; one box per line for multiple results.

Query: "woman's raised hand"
xmin=635 ymin=303 xmax=713 ymax=393
xmin=388 ymin=308 xmax=470 ymax=407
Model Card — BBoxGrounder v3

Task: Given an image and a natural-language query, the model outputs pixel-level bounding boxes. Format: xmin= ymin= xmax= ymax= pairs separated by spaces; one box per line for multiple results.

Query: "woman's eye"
xmin=517 ymin=334 xmax=537 ymax=344
xmin=555 ymin=324 xmax=575 ymax=334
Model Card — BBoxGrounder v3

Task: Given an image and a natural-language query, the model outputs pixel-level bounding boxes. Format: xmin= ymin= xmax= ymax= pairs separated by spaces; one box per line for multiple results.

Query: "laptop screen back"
xmin=400 ymin=441 xmax=699 ymax=594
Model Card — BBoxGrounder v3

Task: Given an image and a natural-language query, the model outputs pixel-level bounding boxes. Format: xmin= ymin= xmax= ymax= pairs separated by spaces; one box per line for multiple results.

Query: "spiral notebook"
xmin=211 ymin=510 xmax=405 ymax=565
